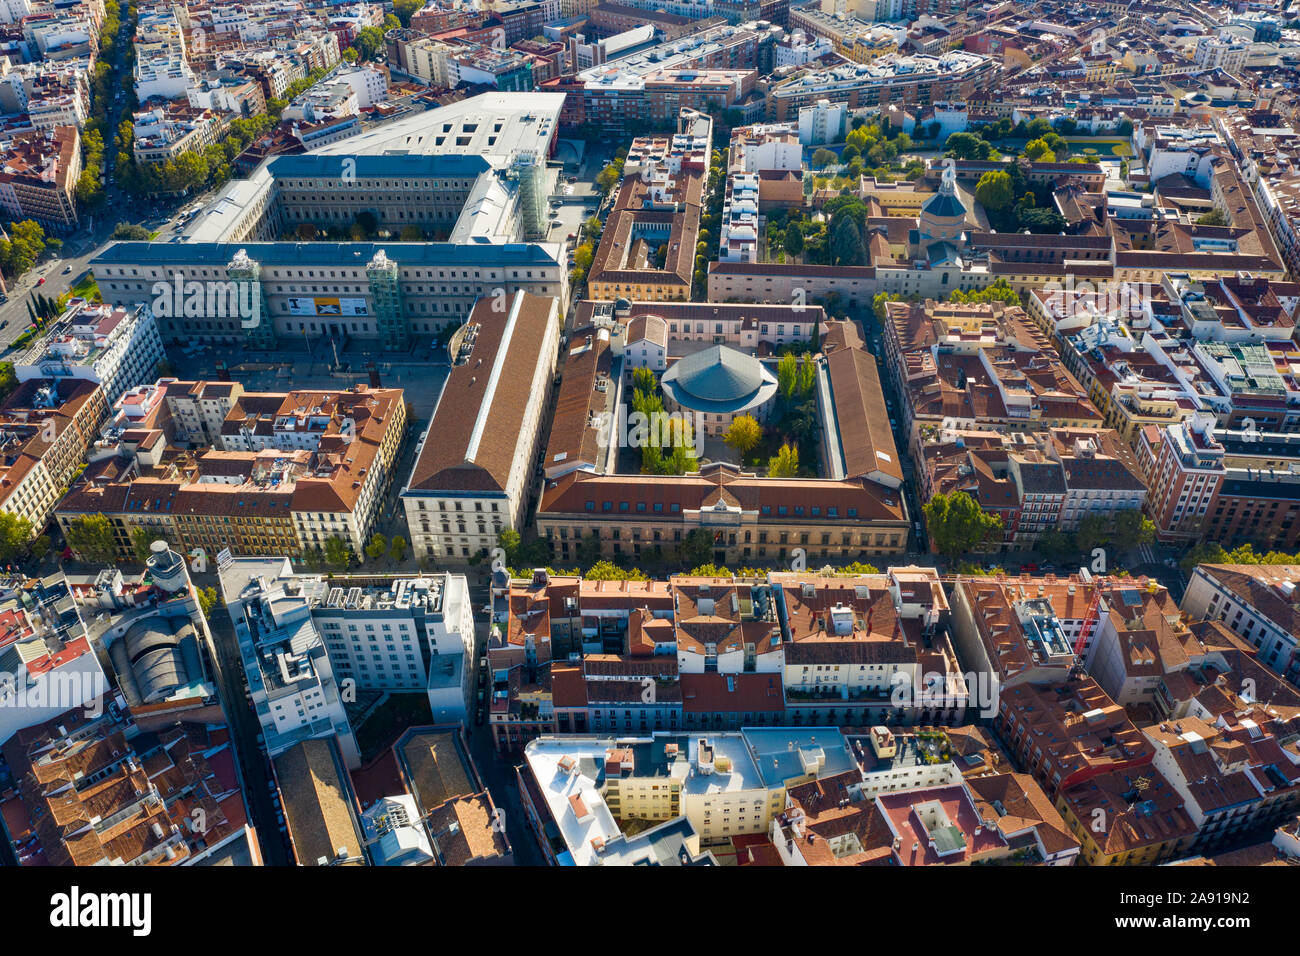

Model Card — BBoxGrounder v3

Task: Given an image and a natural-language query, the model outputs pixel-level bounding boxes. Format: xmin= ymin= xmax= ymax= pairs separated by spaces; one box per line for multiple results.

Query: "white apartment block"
xmin=232 ymin=563 xmax=475 ymax=723
xmin=798 ymin=98 xmax=847 ymax=146
xmin=1182 ymin=564 xmax=1300 ymax=683
xmin=13 ymin=301 xmax=163 ymax=407
xmin=332 ymin=64 xmax=388 ymax=109
xmin=134 ymin=45 xmax=196 ymax=102
xmin=221 ymin=557 xmax=361 ymax=768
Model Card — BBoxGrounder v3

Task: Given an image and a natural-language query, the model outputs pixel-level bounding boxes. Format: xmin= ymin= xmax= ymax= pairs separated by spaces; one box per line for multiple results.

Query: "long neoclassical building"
xmin=90 ymin=92 xmax=568 ymax=351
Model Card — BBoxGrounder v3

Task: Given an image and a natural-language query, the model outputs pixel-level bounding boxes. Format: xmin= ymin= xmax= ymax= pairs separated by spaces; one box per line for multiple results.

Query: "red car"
xmin=36 ymin=277 xmax=45 ymax=285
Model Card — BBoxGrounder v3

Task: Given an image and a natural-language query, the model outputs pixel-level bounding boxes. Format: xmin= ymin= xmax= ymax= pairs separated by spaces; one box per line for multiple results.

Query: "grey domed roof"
xmin=660 ymin=346 xmax=778 ymax=414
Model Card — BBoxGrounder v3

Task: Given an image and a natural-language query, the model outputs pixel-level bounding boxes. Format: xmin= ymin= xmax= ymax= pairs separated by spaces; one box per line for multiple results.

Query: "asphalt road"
xmin=0 ymin=11 xmax=144 ymax=344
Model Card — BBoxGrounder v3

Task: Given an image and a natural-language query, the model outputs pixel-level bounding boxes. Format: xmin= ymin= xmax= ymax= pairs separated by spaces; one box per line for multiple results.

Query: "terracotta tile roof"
xmin=408 ymin=292 xmax=557 ymax=493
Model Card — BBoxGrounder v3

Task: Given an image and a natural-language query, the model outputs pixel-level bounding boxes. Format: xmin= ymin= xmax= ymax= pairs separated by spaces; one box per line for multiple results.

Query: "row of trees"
xmin=692 ymin=147 xmax=728 ymax=298
xmin=1036 ymin=511 xmax=1156 ymax=562
xmin=119 ymin=112 xmax=278 ymax=197
xmin=869 ymin=279 xmax=1021 ymax=321
xmin=629 ymin=368 xmax=699 ymax=475
xmin=1179 ymin=542 xmax=1300 ymax=576
xmin=569 ymin=214 xmax=603 ymax=288
xmin=63 ymin=515 xmax=410 ymax=573
xmin=923 ymin=492 xmax=1159 ymax=562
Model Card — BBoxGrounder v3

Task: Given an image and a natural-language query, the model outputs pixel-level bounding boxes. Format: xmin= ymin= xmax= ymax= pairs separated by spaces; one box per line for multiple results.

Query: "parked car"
xmin=35 ymin=276 xmax=45 ymax=285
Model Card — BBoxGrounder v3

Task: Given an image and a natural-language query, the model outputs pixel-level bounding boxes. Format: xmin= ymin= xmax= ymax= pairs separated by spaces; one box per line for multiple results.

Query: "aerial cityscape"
xmin=0 ymin=0 xmax=1298 ymax=902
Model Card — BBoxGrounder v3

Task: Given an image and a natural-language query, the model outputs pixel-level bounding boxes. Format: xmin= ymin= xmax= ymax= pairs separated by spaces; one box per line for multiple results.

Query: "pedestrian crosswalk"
xmin=1137 ymin=543 xmax=1156 ymax=565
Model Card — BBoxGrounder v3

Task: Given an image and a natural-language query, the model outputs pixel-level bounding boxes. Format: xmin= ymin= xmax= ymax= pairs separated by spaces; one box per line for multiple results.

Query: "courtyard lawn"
xmin=67 ymin=273 xmax=101 ymax=302
xmin=1064 ymin=138 xmax=1132 ymax=159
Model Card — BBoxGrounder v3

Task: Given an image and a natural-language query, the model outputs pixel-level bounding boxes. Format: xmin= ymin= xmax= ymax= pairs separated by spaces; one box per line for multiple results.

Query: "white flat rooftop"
xmin=314 ymin=91 xmax=565 ymax=165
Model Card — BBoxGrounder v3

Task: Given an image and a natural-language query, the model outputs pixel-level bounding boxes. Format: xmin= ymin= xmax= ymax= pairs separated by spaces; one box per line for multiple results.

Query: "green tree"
xmin=0 ymin=512 xmax=33 ymax=562
xmin=594 ymin=159 xmax=624 ymax=195
xmin=0 ymin=219 xmax=47 ymax=279
xmin=324 ymin=535 xmax=351 ymax=569
xmin=1035 ymin=527 xmax=1075 ymax=560
xmin=1196 ymin=208 xmax=1228 ymax=226
xmin=353 ymin=25 xmax=385 ymax=60
xmin=783 ymin=225 xmax=804 ymax=259
xmin=777 ymin=352 xmax=799 ymax=401
xmin=811 ymin=147 xmax=837 ymax=169
xmin=1017 ymin=206 xmax=1067 ymax=234
xmin=659 ymin=418 xmax=699 ymax=475
xmin=768 ymin=442 xmax=799 ymax=478
xmin=1023 ymin=137 xmax=1055 ymax=162
xmin=573 ymin=242 xmax=595 ymax=272
xmin=65 ymin=513 xmax=118 ymax=563
xmin=389 ymin=535 xmax=408 ymax=563
xmin=497 ymin=528 xmax=522 ymax=565
xmin=584 ymin=560 xmax=647 ymax=581
xmin=974 ymin=169 xmax=1013 ymax=211
xmin=944 ymin=132 xmax=994 ymax=160
xmin=796 ymin=354 xmax=816 ymax=397
xmin=29 ymin=535 xmax=51 ymax=561
xmin=0 ymin=362 xmax=17 ymax=404
xmin=130 ymin=526 xmax=166 ymax=562
xmin=923 ymin=491 xmax=1003 ymax=557
xmin=631 ymin=367 xmax=657 ymax=396
xmin=1110 ymin=510 xmax=1156 ymax=551
xmin=722 ymin=414 xmax=762 ymax=458
xmin=393 ymin=0 xmax=422 ymax=25
xmin=829 ymin=213 xmax=866 ymax=266
xmin=676 ymin=528 xmax=713 ymax=567
xmin=365 ymin=532 xmax=388 ymax=562
xmin=113 ymin=222 xmax=151 ymax=239
xmin=196 ymin=586 xmax=219 ymax=620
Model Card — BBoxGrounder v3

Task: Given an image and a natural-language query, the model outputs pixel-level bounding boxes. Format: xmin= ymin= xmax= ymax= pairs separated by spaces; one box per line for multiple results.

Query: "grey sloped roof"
xmin=661 ymin=345 xmax=775 ymax=408
xmin=922 ymin=189 xmax=967 ymax=219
